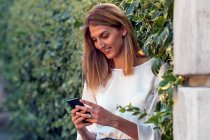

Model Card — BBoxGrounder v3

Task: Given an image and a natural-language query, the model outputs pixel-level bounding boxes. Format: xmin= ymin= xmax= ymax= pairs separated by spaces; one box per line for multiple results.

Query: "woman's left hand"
xmin=75 ymin=99 xmax=116 ymax=126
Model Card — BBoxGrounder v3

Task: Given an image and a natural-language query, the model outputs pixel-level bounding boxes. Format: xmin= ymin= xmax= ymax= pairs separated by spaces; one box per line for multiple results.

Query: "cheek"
xmin=108 ymin=35 xmax=123 ymax=47
xmin=114 ymin=37 xmax=124 ymax=50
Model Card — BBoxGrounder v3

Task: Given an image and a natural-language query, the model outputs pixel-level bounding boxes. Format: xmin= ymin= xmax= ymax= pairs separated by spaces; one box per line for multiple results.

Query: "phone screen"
xmin=67 ymin=98 xmax=90 ymax=123
xmin=67 ymin=98 xmax=84 ymax=109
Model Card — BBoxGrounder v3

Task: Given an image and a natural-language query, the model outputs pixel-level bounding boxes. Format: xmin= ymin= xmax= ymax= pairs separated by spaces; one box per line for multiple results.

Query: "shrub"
xmin=1 ymin=0 xmax=87 ymax=139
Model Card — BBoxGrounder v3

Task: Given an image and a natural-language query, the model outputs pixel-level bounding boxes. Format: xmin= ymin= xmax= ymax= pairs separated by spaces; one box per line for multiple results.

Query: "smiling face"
xmin=89 ymin=25 xmax=127 ymax=67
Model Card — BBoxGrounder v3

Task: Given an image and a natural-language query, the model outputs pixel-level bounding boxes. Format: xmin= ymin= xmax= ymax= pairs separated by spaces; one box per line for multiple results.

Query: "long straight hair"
xmin=82 ymin=3 xmax=141 ymax=91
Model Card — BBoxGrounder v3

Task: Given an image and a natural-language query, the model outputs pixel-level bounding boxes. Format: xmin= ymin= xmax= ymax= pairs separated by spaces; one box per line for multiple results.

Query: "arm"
xmin=103 ymin=111 xmax=160 ymax=140
xmin=76 ymin=100 xmax=139 ymax=139
xmin=110 ymin=114 xmax=138 ymax=140
xmin=77 ymin=99 xmax=161 ymax=140
xmin=77 ymin=128 xmax=96 ymax=140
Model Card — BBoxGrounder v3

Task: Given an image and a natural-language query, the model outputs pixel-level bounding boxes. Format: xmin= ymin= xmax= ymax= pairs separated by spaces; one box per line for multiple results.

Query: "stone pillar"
xmin=173 ymin=0 xmax=210 ymax=139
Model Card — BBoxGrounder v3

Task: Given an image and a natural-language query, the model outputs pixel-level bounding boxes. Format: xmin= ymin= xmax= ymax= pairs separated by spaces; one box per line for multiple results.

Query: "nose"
xmin=96 ymin=39 xmax=105 ymax=49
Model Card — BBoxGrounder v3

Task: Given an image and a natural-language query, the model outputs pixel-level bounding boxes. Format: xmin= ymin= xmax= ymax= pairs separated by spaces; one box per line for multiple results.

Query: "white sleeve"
xmin=137 ymin=63 xmax=168 ymax=140
xmin=76 ymin=83 xmax=98 ymax=140
xmin=137 ymin=124 xmax=161 ymax=140
xmin=137 ymin=87 xmax=161 ymax=140
xmin=137 ymin=93 xmax=161 ymax=140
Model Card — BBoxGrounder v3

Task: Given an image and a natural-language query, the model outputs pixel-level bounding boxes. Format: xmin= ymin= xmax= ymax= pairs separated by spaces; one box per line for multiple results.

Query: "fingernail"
xmin=80 ymin=99 xmax=83 ymax=102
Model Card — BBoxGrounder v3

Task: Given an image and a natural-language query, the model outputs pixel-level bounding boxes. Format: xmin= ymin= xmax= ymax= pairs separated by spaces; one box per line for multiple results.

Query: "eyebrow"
xmin=91 ymin=30 xmax=109 ymax=39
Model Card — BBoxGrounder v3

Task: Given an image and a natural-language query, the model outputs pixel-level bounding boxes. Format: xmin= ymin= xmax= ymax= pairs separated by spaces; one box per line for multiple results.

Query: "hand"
xmin=71 ymin=107 xmax=92 ymax=130
xmin=75 ymin=99 xmax=116 ymax=126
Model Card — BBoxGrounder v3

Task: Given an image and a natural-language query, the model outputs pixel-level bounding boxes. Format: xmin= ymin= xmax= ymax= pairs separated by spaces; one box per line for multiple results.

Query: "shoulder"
xmin=135 ymin=57 xmax=155 ymax=69
xmin=134 ymin=57 xmax=168 ymax=77
xmin=136 ymin=57 xmax=150 ymax=66
xmin=132 ymin=58 xmax=154 ymax=77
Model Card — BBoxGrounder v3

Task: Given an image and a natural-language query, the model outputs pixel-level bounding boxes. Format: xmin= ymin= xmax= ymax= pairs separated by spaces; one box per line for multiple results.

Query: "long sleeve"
xmin=136 ymin=82 xmax=160 ymax=140
xmin=137 ymin=63 xmax=168 ymax=140
xmin=137 ymin=124 xmax=160 ymax=140
xmin=137 ymin=92 xmax=161 ymax=140
xmin=76 ymin=83 xmax=98 ymax=140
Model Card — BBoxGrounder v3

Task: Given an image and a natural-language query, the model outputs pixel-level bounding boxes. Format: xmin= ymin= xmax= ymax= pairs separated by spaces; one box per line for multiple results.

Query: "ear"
xmin=121 ymin=27 xmax=127 ymax=37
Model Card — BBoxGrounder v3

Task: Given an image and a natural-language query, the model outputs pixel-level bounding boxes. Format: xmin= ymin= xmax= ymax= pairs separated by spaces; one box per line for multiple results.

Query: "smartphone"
xmin=67 ymin=98 xmax=90 ymax=123
xmin=67 ymin=98 xmax=85 ymax=109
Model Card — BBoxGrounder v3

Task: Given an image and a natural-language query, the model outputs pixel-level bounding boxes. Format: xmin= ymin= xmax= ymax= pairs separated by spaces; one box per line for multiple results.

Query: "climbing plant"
xmin=114 ymin=0 xmax=184 ymax=139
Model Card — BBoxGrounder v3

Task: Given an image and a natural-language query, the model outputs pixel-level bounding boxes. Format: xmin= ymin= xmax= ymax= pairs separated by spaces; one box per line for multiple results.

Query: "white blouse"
xmin=77 ymin=58 xmax=165 ymax=140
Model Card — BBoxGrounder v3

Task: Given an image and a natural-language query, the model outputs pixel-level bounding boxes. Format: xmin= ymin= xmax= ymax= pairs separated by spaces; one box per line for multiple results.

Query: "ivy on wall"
xmin=114 ymin=0 xmax=184 ymax=140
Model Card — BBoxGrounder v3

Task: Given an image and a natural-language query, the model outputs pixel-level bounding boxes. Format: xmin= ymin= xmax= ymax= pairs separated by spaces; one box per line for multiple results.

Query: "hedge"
xmin=1 ymin=0 xmax=87 ymax=139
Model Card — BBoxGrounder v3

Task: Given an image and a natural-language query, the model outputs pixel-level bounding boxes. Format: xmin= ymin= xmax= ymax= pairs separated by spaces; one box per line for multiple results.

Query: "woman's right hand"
xmin=71 ymin=107 xmax=97 ymax=140
xmin=71 ymin=107 xmax=92 ymax=130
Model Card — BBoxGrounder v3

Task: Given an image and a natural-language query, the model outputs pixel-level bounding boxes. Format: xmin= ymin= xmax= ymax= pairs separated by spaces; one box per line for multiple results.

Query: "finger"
xmin=71 ymin=108 xmax=80 ymax=116
xmin=80 ymin=99 xmax=98 ymax=108
xmin=72 ymin=114 xmax=80 ymax=122
xmin=76 ymin=112 xmax=92 ymax=119
xmin=75 ymin=116 xmax=92 ymax=125
xmin=79 ymin=109 xmax=87 ymax=114
xmin=75 ymin=112 xmax=97 ymax=124
xmin=72 ymin=107 xmax=87 ymax=115
xmin=75 ymin=105 xmax=95 ymax=114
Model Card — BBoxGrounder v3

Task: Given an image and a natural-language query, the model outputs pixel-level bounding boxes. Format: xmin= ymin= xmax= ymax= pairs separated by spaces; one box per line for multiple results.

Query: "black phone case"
xmin=67 ymin=98 xmax=84 ymax=109
xmin=67 ymin=98 xmax=90 ymax=123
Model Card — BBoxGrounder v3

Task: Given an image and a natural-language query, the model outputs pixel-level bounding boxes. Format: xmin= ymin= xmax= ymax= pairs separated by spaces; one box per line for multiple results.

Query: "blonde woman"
xmin=71 ymin=3 xmax=163 ymax=140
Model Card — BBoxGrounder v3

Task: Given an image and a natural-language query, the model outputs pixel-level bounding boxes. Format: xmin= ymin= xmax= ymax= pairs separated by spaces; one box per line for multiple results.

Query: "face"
xmin=89 ymin=25 xmax=127 ymax=61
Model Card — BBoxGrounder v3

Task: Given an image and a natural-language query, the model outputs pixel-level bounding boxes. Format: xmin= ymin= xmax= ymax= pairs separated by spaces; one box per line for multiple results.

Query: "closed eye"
xmin=101 ymin=34 xmax=108 ymax=39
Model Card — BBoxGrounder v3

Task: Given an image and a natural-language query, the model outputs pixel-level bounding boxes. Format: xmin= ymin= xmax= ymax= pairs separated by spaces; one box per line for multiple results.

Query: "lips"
xmin=104 ymin=47 xmax=111 ymax=54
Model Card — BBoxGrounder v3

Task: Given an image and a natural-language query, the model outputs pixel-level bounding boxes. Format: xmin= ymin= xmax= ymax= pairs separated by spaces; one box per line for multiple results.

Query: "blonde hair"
xmin=82 ymin=3 xmax=141 ymax=91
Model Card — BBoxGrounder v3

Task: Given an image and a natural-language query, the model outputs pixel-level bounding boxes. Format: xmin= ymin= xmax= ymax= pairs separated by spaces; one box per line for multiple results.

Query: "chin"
xmin=105 ymin=54 xmax=114 ymax=59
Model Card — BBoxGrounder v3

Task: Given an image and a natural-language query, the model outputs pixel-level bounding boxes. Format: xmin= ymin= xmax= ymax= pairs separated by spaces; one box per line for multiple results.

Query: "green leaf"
xmin=133 ymin=107 xmax=140 ymax=111
xmin=145 ymin=115 xmax=159 ymax=124
xmin=132 ymin=111 xmax=140 ymax=115
xmin=119 ymin=107 xmax=126 ymax=113
xmin=127 ymin=108 xmax=134 ymax=112
xmin=154 ymin=16 xmax=165 ymax=28
xmin=126 ymin=0 xmax=133 ymax=3
xmin=132 ymin=16 xmax=140 ymax=22
xmin=167 ymin=87 xmax=173 ymax=97
xmin=162 ymin=75 xmax=176 ymax=81
xmin=138 ymin=112 xmax=147 ymax=119
xmin=151 ymin=58 xmax=161 ymax=75
xmin=159 ymin=80 xmax=168 ymax=87
xmin=159 ymin=27 xmax=169 ymax=46
xmin=125 ymin=3 xmax=134 ymax=15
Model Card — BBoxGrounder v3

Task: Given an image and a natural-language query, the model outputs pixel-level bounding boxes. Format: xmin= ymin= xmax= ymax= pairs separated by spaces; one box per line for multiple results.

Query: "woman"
xmin=71 ymin=3 xmax=164 ymax=140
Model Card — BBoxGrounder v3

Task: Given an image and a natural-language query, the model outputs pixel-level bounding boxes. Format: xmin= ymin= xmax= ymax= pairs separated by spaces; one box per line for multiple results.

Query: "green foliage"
xmin=117 ymin=104 xmax=148 ymax=120
xmin=1 ymin=0 xmax=90 ymax=139
xmin=115 ymin=0 xmax=173 ymax=60
xmin=114 ymin=0 xmax=185 ymax=140
xmin=0 ymin=0 xmax=14 ymax=71
xmin=0 ymin=0 xmax=184 ymax=139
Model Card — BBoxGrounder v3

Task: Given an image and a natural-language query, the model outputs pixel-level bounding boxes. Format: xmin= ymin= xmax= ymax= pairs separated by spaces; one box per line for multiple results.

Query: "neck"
xmin=112 ymin=50 xmax=124 ymax=69
xmin=112 ymin=56 xmax=123 ymax=68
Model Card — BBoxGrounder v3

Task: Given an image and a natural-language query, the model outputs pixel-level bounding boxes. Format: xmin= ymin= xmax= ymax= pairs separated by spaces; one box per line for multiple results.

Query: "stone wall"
xmin=173 ymin=0 xmax=210 ymax=139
